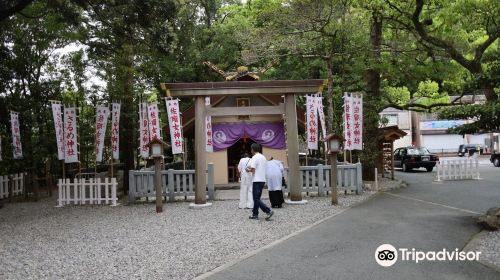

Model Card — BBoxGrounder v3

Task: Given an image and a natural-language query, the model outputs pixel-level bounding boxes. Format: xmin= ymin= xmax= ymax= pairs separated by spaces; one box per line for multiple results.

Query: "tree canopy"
xmin=0 ymin=0 xmax=498 ymax=182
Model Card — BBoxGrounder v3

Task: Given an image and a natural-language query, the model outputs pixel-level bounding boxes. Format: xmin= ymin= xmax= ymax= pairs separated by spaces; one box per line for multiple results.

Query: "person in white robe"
xmin=238 ymin=153 xmax=253 ymax=209
xmin=266 ymin=157 xmax=285 ymax=208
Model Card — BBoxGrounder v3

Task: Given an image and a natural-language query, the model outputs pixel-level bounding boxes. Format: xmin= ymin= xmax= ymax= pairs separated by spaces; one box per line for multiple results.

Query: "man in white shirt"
xmin=246 ymin=143 xmax=274 ymax=220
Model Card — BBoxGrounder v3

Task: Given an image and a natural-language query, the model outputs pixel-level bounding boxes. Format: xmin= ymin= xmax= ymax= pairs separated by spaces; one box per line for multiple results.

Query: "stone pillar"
xmin=194 ymin=96 xmax=207 ymax=204
xmin=284 ymin=93 xmax=303 ymax=202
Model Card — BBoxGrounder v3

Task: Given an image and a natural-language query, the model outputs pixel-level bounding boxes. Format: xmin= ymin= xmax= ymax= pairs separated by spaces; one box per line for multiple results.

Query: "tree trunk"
xmin=326 ymin=57 xmax=335 ymax=132
xmin=362 ymin=12 xmax=383 ymax=181
xmin=121 ymin=44 xmax=135 ymax=194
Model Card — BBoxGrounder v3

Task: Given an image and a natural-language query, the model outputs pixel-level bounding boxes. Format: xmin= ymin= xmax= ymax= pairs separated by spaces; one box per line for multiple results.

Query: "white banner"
xmin=139 ymin=102 xmax=150 ymax=159
xmin=343 ymin=93 xmax=353 ymax=150
xmin=10 ymin=111 xmax=23 ymax=159
xmin=306 ymin=96 xmax=318 ymax=150
xmin=147 ymin=103 xmax=162 ymax=140
xmin=352 ymin=94 xmax=363 ymax=150
xmin=64 ymin=107 xmax=79 ymax=163
xmin=51 ymin=102 xmax=65 ymax=160
xmin=111 ymin=103 xmax=121 ymax=160
xmin=315 ymin=95 xmax=327 ymax=140
xmin=165 ymin=99 xmax=183 ymax=154
xmin=205 ymin=97 xmax=213 ymax=152
xmin=95 ymin=105 xmax=110 ymax=162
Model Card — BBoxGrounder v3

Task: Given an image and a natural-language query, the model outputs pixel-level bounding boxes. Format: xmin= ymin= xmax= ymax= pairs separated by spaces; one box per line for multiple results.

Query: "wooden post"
xmin=285 ymin=93 xmax=302 ymax=202
xmin=331 ymin=151 xmax=338 ymax=205
xmin=391 ymin=141 xmax=395 ymax=180
xmin=194 ymin=96 xmax=207 ymax=204
xmin=154 ymin=156 xmax=163 ymax=213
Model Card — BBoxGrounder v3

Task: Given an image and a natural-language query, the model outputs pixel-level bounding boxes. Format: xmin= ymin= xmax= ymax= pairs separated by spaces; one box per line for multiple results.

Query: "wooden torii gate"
xmin=161 ymin=80 xmax=323 ymax=205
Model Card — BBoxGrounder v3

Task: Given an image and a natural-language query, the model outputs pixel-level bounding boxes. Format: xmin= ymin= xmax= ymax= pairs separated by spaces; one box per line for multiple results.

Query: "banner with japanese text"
xmin=306 ymin=96 xmax=318 ymax=150
xmin=205 ymin=97 xmax=213 ymax=152
xmin=10 ymin=111 xmax=23 ymax=159
xmin=343 ymin=93 xmax=353 ymax=150
xmin=351 ymin=94 xmax=363 ymax=150
xmin=138 ymin=102 xmax=150 ymax=159
xmin=315 ymin=95 xmax=327 ymax=140
xmin=111 ymin=103 xmax=121 ymax=160
xmin=64 ymin=107 xmax=79 ymax=163
xmin=95 ymin=105 xmax=110 ymax=162
xmin=344 ymin=93 xmax=363 ymax=150
xmin=165 ymin=99 xmax=183 ymax=154
xmin=147 ymin=103 xmax=162 ymax=140
xmin=51 ymin=102 xmax=65 ymax=160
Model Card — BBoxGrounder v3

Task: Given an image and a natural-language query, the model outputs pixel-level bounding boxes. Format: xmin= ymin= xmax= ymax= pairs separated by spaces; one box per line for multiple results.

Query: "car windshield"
xmin=407 ymin=148 xmax=430 ymax=155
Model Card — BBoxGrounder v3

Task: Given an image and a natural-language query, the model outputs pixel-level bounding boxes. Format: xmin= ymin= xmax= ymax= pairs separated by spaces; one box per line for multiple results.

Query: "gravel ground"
xmin=475 ymin=230 xmax=500 ymax=268
xmin=0 ymin=191 xmax=375 ymax=280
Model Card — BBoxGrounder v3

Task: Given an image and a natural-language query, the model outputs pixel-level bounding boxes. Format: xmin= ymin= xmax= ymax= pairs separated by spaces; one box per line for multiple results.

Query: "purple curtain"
xmin=212 ymin=122 xmax=286 ymax=151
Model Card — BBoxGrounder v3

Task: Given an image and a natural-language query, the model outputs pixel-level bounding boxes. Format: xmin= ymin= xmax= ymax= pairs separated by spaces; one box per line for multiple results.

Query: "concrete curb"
xmin=192 ymin=192 xmax=380 ymax=280
xmin=463 ymin=230 xmax=500 ymax=273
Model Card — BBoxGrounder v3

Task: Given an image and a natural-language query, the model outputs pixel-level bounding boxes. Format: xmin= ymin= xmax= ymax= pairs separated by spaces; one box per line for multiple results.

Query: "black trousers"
xmin=269 ymin=190 xmax=284 ymax=207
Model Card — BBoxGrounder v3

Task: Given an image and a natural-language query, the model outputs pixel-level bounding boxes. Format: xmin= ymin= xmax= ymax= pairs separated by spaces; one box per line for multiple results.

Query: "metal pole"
xmin=154 ymin=156 xmax=163 ymax=213
xmin=331 ymin=151 xmax=338 ymax=205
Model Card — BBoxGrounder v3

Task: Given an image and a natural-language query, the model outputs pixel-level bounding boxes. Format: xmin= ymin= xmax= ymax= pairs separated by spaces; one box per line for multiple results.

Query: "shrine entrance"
xmin=227 ymin=137 xmax=254 ymax=183
xmin=162 ymin=79 xmax=324 ymax=205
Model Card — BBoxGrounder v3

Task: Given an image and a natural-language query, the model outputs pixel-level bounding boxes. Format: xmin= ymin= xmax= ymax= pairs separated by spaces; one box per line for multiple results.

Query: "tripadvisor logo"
xmin=375 ymin=244 xmax=481 ymax=267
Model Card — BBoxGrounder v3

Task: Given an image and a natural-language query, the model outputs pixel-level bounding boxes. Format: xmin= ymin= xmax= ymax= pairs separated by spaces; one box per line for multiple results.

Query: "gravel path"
xmin=0 ymin=192 xmax=374 ymax=280
xmin=476 ymin=230 xmax=500 ymax=268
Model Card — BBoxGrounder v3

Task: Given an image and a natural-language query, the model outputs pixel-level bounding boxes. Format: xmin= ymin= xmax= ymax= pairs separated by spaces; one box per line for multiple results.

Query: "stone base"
xmin=189 ymin=202 xmax=213 ymax=209
xmin=285 ymin=199 xmax=308 ymax=205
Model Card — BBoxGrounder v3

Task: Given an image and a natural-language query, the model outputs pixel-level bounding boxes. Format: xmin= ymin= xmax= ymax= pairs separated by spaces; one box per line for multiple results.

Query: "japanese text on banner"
xmin=343 ymin=93 xmax=354 ymax=150
xmin=306 ymin=96 xmax=318 ymax=150
xmin=165 ymin=99 xmax=183 ymax=155
xmin=205 ymin=97 xmax=213 ymax=152
xmin=64 ymin=107 xmax=79 ymax=163
xmin=10 ymin=112 xmax=23 ymax=159
xmin=315 ymin=95 xmax=327 ymax=140
xmin=138 ymin=102 xmax=150 ymax=159
xmin=111 ymin=103 xmax=121 ymax=160
xmin=147 ymin=103 xmax=162 ymax=140
xmin=351 ymin=95 xmax=363 ymax=150
xmin=95 ymin=105 xmax=110 ymax=162
xmin=51 ymin=102 xmax=65 ymax=160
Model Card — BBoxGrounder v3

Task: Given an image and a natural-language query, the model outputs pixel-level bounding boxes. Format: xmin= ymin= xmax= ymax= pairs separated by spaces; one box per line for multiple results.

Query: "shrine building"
xmin=162 ymin=65 xmax=323 ymax=201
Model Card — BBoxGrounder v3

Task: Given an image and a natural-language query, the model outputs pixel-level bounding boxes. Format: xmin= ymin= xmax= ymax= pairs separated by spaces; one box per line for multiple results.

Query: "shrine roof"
xmin=161 ymin=79 xmax=324 ymax=97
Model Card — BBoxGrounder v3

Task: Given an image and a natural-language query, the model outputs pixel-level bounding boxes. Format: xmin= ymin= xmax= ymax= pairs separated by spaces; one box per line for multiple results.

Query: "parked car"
xmin=458 ymin=144 xmax=485 ymax=157
xmin=491 ymin=153 xmax=500 ymax=167
xmin=394 ymin=147 xmax=439 ymax=172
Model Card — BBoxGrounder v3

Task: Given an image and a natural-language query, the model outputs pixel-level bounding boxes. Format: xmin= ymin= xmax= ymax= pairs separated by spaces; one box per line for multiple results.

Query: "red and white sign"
xmin=95 ymin=105 xmax=110 ymax=162
xmin=111 ymin=103 xmax=121 ymax=160
xmin=139 ymin=102 xmax=150 ymax=159
xmin=10 ymin=111 xmax=23 ymax=159
xmin=51 ymin=102 xmax=65 ymax=160
xmin=352 ymin=94 xmax=363 ymax=150
xmin=64 ymin=107 xmax=79 ymax=163
xmin=147 ymin=103 xmax=162 ymax=141
xmin=165 ymin=98 xmax=183 ymax=155
xmin=205 ymin=97 xmax=213 ymax=152
xmin=315 ymin=95 xmax=327 ymax=140
xmin=306 ymin=96 xmax=318 ymax=150
xmin=344 ymin=93 xmax=363 ymax=150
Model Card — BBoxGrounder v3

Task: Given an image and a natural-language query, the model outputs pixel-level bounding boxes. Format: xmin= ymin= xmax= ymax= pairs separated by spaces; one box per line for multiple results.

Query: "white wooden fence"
xmin=0 ymin=173 xmax=26 ymax=199
xmin=57 ymin=178 xmax=118 ymax=206
xmin=436 ymin=158 xmax=480 ymax=181
xmin=285 ymin=163 xmax=363 ymax=195
xmin=128 ymin=163 xmax=215 ymax=203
